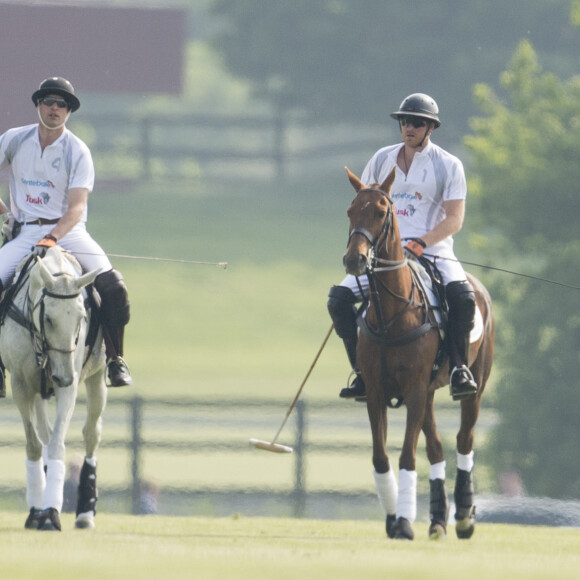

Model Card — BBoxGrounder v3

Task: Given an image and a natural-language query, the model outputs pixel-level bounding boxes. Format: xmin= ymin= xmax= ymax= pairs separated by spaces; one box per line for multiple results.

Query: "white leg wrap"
xmin=373 ymin=469 xmax=397 ymax=516
xmin=430 ymin=460 xmax=446 ymax=481
xmin=26 ymin=459 xmax=46 ymax=509
xmin=457 ymin=451 xmax=474 ymax=472
xmin=397 ymin=469 xmax=417 ymax=523
xmin=43 ymin=458 xmax=66 ymax=512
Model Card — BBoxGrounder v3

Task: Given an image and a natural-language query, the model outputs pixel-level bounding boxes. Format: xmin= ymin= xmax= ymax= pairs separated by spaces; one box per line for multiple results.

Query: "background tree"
xmin=465 ymin=39 xmax=580 ymax=498
xmin=210 ymin=0 xmax=580 ymax=145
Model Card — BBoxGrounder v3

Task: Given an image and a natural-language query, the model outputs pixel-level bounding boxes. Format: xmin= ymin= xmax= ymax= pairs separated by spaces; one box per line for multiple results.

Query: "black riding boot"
xmin=327 ymin=285 xmax=366 ymax=401
xmin=95 ymin=270 xmax=132 ymax=387
xmin=446 ymin=280 xmax=477 ymax=400
xmin=0 ymin=358 xmax=5 ymax=399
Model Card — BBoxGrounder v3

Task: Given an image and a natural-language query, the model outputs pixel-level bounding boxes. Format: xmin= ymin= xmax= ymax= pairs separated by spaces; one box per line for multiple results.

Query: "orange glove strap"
xmin=404 ymin=240 xmax=424 ymax=258
xmin=37 ymin=236 xmax=57 ymax=248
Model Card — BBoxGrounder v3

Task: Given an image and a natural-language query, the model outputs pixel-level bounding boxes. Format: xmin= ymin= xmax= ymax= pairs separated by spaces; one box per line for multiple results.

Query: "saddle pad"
xmin=409 ymin=260 xmax=483 ymax=344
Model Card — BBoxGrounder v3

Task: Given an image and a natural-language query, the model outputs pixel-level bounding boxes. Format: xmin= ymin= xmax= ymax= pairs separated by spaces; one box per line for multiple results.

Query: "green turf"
xmin=0 ymin=513 xmax=578 ymax=580
xmin=81 ymin=176 xmax=364 ymax=400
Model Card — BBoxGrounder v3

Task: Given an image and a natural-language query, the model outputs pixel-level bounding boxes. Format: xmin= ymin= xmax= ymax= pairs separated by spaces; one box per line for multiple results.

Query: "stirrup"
xmin=339 ymin=371 xmax=367 ymax=401
xmin=449 ymin=365 xmax=477 ymax=400
xmin=107 ymin=356 xmax=133 ymax=387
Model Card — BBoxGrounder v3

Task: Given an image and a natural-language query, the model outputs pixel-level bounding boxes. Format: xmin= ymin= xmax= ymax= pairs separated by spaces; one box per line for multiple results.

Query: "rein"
xmin=350 ymin=187 xmax=438 ymax=408
xmin=352 ymin=188 xmax=435 ymax=347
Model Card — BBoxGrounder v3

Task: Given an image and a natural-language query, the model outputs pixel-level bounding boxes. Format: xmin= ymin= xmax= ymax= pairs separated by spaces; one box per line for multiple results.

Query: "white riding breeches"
xmin=0 ymin=222 xmax=112 ymax=286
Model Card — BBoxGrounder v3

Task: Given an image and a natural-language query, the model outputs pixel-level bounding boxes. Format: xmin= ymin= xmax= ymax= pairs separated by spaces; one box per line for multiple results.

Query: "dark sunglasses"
xmin=399 ymin=116 xmax=428 ymax=128
xmin=39 ymin=97 xmax=69 ymax=109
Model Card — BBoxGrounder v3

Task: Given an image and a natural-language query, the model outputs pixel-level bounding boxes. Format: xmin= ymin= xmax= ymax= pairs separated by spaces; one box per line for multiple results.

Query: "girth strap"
xmin=357 ymin=313 xmax=435 ymax=346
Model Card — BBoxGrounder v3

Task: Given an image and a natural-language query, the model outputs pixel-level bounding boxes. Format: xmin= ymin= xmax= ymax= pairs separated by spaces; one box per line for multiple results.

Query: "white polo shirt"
xmin=361 ymin=141 xmax=467 ymax=252
xmin=0 ymin=123 xmax=94 ymax=223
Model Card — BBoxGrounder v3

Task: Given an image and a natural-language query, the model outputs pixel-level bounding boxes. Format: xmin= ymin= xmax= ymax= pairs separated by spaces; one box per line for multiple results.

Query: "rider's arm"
xmin=47 ymin=188 xmax=89 ymax=241
xmin=420 ymin=198 xmax=465 ymax=248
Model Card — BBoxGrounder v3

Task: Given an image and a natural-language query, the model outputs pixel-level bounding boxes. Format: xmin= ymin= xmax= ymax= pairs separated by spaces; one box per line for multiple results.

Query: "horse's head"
xmin=343 ymin=166 xmax=399 ymax=276
xmin=29 ymin=247 xmax=101 ymax=388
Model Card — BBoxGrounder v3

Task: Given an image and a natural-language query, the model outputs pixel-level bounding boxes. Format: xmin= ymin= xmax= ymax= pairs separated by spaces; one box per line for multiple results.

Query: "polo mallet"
xmin=249 ymin=323 xmax=334 ymax=454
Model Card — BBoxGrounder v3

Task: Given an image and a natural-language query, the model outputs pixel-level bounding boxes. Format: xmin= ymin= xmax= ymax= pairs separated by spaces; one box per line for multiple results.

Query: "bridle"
xmin=348 ymin=187 xmax=435 ymax=347
xmin=347 ymin=188 xmax=408 ymax=274
xmin=30 ymin=282 xmax=84 ymax=369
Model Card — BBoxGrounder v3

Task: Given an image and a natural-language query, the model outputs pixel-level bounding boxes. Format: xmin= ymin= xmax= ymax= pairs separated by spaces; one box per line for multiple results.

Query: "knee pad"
xmin=446 ymin=280 xmax=475 ymax=333
xmin=94 ymin=269 xmax=130 ymax=326
xmin=327 ymin=285 xmax=358 ymax=341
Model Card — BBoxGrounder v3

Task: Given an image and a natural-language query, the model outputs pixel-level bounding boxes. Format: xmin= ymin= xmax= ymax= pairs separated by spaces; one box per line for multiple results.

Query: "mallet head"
xmin=249 ymin=438 xmax=293 ymax=454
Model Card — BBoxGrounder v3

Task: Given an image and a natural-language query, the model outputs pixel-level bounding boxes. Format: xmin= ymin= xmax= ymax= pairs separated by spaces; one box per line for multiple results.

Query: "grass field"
xmin=1 ymin=513 xmax=578 ymax=580
xmin=84 ymin=175 xmax=358 ymax=401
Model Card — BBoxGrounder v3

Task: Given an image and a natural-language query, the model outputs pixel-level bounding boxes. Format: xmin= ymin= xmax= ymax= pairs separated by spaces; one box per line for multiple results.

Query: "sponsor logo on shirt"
xmin=397 ymin=204 xmax=416 ymax=217
xmin=21 ymin=178 xmax=55 ymax=188
xmin=392 ymin=191 xmax=423 ymax=201
xmin=26 ymin=192 xmax=51 ymax=205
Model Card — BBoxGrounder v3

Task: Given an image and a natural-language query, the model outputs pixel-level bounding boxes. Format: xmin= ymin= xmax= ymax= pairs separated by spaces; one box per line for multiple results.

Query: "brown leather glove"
xmin=403 ymin=238 xmax=426 ymax=258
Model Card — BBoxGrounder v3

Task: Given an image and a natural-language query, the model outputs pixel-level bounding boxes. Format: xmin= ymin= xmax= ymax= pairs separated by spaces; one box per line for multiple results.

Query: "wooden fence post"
xmin=130 ymin=396 xmax=143 ymax=515
xmin=292 ymin=399 xmax=307 ymax=517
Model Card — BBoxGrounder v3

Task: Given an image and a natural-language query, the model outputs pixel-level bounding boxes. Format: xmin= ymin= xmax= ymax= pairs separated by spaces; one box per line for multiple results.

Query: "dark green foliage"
xmin=210 ymin=0 xmax=580 ymax=143
xmin=467 ymin=39 xmax=580 ymax=498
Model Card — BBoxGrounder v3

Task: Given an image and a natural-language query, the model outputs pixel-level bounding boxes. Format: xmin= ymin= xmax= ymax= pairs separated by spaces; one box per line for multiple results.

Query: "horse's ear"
xmin=380 ymin=166 xmax=397 ymax=194
xmin=76 ymin=268 xmax=102 ymax=291
xmin=345 ymin=166 xmax=364 ymax=192
xmin=37 ymin=256 xmax=55 ymax=287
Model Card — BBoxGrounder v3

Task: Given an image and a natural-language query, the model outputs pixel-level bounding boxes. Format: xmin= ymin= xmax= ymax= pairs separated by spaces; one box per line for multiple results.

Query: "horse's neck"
xmin=372 ymin=240 xmax=415 ymax=321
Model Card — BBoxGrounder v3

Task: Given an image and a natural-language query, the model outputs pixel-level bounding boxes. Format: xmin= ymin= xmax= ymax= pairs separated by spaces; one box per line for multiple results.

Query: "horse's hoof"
xmin=455 ymin=504 xmax=476 ymax=539
xmin=75 ymin=512 xmax=96 ymax=530
xmin=392 ymin=517 xmax=414 ymax=540
xmin=429 ymin=522 xmax=447 ymax=540
xmin=386 ymin=514 xmax=397 ymax=539
xmin=38 ymin=508 xmax=62 ymax=532
xmin=455 ymin=517 xmax=475 ymax=539
xmin=24 ymin=508 xmax=42 ymax=530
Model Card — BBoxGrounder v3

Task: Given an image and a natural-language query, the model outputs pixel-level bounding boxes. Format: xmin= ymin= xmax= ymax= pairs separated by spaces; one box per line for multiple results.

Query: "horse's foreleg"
xmin=367 ymin=390 xmax=397 ymax=537
xmin=25 ymin=459 xmax=46 ymax=515
xmin=75 ymin=458 xmax=98 ymax=529
xmin=75 ymin=373 xmax=107 ymax=530
xmin=42 ymin=459 xmax=66 ymax=513
xmin=393 ymin=390 xmax=427 ymax=540
xmin=453 ymin=396 xmax=480 ymax=539
xmin=42 ymin=386 xmax=78 ymax=514
xmin=422 ymin=392 xmax=449 ymax=539
xmin=82 ymin=373 xmax=107 ymax=458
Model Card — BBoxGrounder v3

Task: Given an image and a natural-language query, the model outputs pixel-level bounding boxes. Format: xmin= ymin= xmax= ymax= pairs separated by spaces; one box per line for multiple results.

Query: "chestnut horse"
xmin=343 ymin=167 xmax=494 ymax=540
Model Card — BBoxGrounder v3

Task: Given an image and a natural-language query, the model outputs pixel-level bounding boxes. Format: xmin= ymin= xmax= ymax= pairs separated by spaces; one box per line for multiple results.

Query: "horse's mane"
xmin=15 ymin=246 xmax=83 ymax=278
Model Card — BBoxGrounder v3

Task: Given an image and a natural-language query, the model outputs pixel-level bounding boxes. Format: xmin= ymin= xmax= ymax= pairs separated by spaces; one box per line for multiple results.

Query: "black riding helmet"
xmin=31 ymin=77 xmax=80 ymax=112
xmin=390 ymin=93 xmax=440 ymax=128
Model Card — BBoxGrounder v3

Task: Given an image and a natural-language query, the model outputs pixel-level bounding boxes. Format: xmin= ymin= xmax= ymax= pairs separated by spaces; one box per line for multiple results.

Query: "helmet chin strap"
xmin=416 ymin=127 xmax=432 ymax=148
xmin=37 ymin=107 xmax=71 ymax=131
